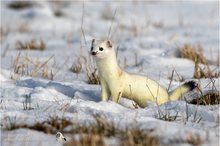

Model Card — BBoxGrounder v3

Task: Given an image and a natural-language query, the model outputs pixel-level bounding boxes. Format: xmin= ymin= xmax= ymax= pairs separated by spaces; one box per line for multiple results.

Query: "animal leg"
xmin=101 ymin=83 xmax=110 ymax=101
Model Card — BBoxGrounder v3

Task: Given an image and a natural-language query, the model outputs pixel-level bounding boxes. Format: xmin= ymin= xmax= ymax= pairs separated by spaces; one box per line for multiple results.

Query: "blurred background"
xmin=1 ymin=0 xmax=219 ymax=81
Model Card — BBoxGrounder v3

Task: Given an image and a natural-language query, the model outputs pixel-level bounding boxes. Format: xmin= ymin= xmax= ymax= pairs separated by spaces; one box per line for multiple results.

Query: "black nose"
xmin=91 ymin=51 xmax=96 ymax=55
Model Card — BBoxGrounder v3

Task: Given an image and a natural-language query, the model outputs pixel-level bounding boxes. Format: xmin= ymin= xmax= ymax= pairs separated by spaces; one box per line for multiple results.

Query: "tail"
xmin=168 ymin=81 xmax=197 ymax=101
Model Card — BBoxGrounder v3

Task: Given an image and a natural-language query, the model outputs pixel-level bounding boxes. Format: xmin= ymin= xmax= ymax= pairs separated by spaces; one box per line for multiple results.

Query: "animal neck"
xmin=96 ymin=51 xmax=120 ymax=77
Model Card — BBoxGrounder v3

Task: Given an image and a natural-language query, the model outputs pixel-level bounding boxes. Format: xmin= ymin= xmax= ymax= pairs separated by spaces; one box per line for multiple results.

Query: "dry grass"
xmin=64 ymin=115 xmax=112 ymax=146
xmin=30 ymin=117 xmax=72 ymax=134
xmin=118 ymin=23 xmax=141 ymax=37
xmin=72 ymin=115 xmax=117 ymax=137
xmin=155 ymin=111 xmax=179 ymax=122
xmin=66 ymin=124 xmax=159 ymax=146
xmin=178 ymin=44 xmax=207 ymax=64
xmin=189 ymin=92 xmax=220 ymax=105
xmin=4 ymin=116 xmax=72 ymax=134
xmin=11 ymin=52 xmax=55 ymax=80
xmin=22 ymin=93 xmax=33 ymax=110
xmin=64 ymin=134 xmax=106 ymax=146
xmin=7 ymin=1 xmax=34 ymax=10
xmin=185 ymin=133 xmax=202 ymax=146
xmin=90 ymin=115 xmax=117 ymax=137
xmin=3 ymin=114 xmax=205 ymax=146
xmin=3 ymin=116 xmax=20 ymax=130
xmin=53 ymin=10 xmax=65 ymax=17
xmin=49 ymin=1 xmax=68 ymax=17
xmin=70 ymin=56 xmax=85 ymax=74
xmin=70 ymin=55 xmax=100 ymax=84
xmin=16 ymin=39 xmax=46 ymax=51
xmin=120 ymin=128 xmax=159 ymax=146
xmin=86 ymin=68 xmax=100 ymax=85
xmin=0 ymin=26 xmax=10 ymax=43
xmin=85 ymin=57 xmax=100 ymax=85
xmin=178 ymin=44 xmax=219 ymax=79
xmin=187 ymin=78 xmax=219 ymax=105
xmin=167 ymin=69 xmax=185 ymax=86
xmin=66 ymin=115 xmax=159 ymax=146
xmin=101 ymin=6 xmax=114 ymax=20
xmin=193 ymin=59 xmax=219 ymax=79
xmin=169 ymin=132 xmax=202 ymax=146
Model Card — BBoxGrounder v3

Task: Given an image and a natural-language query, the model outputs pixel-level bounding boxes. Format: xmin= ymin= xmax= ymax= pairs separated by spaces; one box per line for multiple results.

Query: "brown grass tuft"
xmin=188 ymin=78 xmax=219 ymax=105
xmin=49 ymin=1 xmax=67 ymax=17
xmin=7 ymin=1 xmax=34 ymax=10
xmin=169 ymin=132 xmax=202 ymax=146
xmin=16 ymin=39 xmax=46 ymax=51
xmin=30 ymin=117 xmax=72 ymax=134
xmin=193 ymin=59 xmax=219 ymax=79
xmin=66 ymin=115 xmax=159 ymax=146
xmin=1 ymin=26 xmax=10 ymax=43
xmin=69 ymin=55 xmax=100 ymax=84
xmin=185 ymin=132 xmax=202 ymax=146
xmin=178 ymin=44 xmax=207 ymax=64
xmin=4 ymin=114 xmax=205 ymax=146
xmin=101 ymin=6 xmax=113 ymax=20
xmin=178 ymin=44 xmax=219 ymax=79
xmin=155 ymin=112 xmax=179 ymax=122
xmin=70 ymin=56 xmax=84 ymax=74
xmin=90 ymin=115 xmax=117 ymax=137
xmin=71 ymin=115 xmax=117 ymax=137
xmin=86 ymin=68 xmax=100 ymax=85
xmin=11 ymin=53 xmax=54 ymax=80
xmin=189 ymin=92 xmax=220 ymax=105
xmin=64 ymin=134 xmax=106 ymax=146
xmin=4 ymin=116 xmax=72 ymax=134
xmin=121 ymin=128 xmax=159 ymax=146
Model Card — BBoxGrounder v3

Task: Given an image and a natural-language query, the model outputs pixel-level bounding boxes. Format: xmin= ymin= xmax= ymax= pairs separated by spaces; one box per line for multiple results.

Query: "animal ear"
xmin=91 ymin=39 xmax=95 ymax=45
xmin=106 ymin=40 xmax=112 ymax=48
xmin=91 ymin=39 xmax=95 ymax=51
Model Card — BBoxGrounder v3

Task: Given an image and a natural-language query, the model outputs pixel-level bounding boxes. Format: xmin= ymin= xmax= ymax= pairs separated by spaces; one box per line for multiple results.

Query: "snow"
xmin=1 ymin=1 xmax=219 ymax=146
xmin=2 ymin=129 xmax=60 ymax=146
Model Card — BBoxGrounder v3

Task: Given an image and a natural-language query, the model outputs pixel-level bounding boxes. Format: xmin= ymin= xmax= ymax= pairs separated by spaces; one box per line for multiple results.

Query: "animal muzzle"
xmin=91 ymin=51 xmax=97 ymax=56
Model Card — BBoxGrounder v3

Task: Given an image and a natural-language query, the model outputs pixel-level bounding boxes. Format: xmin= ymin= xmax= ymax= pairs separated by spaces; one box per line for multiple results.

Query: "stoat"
xmin=90 ymin=39 xmax=196 ymax=108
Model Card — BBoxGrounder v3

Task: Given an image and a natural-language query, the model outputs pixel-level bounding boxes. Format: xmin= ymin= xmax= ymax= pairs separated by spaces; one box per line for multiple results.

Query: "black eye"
xmin=99 ymin=47 xmax=103 ymax=51
xmin=91 ymin=46 xmax=93 ymax=51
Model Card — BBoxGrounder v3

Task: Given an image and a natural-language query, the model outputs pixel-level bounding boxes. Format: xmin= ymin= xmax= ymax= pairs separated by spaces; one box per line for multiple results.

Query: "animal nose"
xmin=91 ymin=51 xmax=96 ymax=55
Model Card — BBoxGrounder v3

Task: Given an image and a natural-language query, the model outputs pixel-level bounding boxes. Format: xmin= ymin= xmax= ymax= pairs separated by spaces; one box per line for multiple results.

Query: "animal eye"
xmin=91 ymin=46 xmax=93 ymax=51
xmin=99 ymin=47 xmax=103 ymax=51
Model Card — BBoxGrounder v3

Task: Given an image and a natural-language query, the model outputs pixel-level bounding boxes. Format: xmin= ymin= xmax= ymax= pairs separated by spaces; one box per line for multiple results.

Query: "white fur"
xmin=56 ymin=132 xmax=66 ymax=143
xmin=90 ymin=39 xmax=193 ymax=108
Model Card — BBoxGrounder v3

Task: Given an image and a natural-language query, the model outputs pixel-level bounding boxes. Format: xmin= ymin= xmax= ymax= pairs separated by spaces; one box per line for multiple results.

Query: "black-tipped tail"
xmin=183 ymin=80 xmax=197 ymax=91
xmin=169 ymin=80 xmax=197 ymax=101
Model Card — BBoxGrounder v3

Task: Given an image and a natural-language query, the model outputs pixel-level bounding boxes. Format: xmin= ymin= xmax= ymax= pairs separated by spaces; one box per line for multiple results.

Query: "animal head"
xmin=90 ymin=39 xmax=114 ymax=59
xmin=56 ymin=132 xmax=66 ymax=142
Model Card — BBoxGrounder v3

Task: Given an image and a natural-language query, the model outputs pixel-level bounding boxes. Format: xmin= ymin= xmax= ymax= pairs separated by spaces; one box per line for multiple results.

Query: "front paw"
xmin=101 ymin=97 xmax=108 ymax=101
